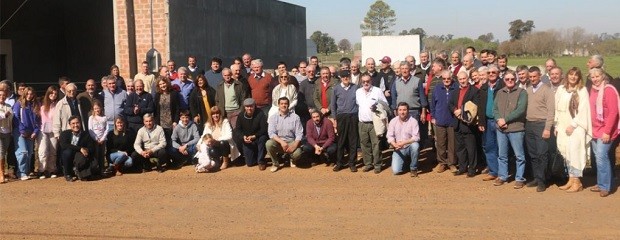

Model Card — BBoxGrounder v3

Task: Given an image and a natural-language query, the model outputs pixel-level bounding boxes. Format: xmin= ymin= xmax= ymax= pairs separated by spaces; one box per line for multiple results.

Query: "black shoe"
xmin=349 ymin=166 xmax=358 ymax=172
xmin=526 ymin=180 xmax=539 ymax=188
xmin=453 ymin=171 xmax=466 ymax=176
xmin=333 ymin=165 xmax=344 ymax=172
xmin=466 ymin=172 xmax=476 ymax=178
xmin=536 ymin=184 xmax=546 ymax=192
xmin=73 ymin=167 xmax=82 ymax=181
xmin=65 ymin=175 xmax=75 ymax=182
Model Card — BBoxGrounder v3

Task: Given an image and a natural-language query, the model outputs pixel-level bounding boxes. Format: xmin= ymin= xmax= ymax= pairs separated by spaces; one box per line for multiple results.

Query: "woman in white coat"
xmin=268 ymin=72 xmax=298 ymax=119
xmin=554 ymin=67 xmax=592 ymax=192
xmin=198 ymin=106 xmax=240 ymax=170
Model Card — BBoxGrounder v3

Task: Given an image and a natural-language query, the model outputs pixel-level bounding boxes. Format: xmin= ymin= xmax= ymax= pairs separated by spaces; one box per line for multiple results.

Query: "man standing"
xmin=525 ymin=67 xmax=555 ymax=192
xmin=204 ymin=57 xmax=224 ymax=88
xmin=378 ymin=56 xmax=396 ymax=103
xmin=171 ymin=67 xmax=194 ymax=110
xmin=131 ymin=114 xmax=168 ymax=173
xmin=297 ymin=65 xmax=318 ymax=126
xmin=479 ymin=64 xmax=505 ymax=181
xmin=331 ymin=70 xmax=359 ymax=172
xmin=77 ymin=79 xmax=103 ymax=128
xmin=356 ymin=74 xmax=388 ymax=174
xmin=497 ymin=55 xmax=509 ymax=78
xmin=103 ymin=75 xmax=128 ymax=131
xmin=350 ymin=60 xmax=362 ymax=85
xmin=216 ymin=68 xmax=246 ymax=129
xmin=166 ymin=60 xmax=178 ymax=81
xmin=187 ymin=55 xmax=204 ymax=80
xmin=493 ymin=70 xmax=528 ymax=188
xmin=59 ymin=116 xmax=96 ymax=181
xmin=548 ymin=67 xmax=563 ymax=92
xmin=247 ymin=59 xmax=277 ymax=116
xmin=234 ymin=98 xmax=268 ymax=169
xmin=231 ymin=63 xmax=249 ymax=96
xmin=450 ymin=71 xmax=484 ymax=177
xmin=313 ymin=67 xmax=337 ymax=117
xmin=241 ymin=53 xmax=252 ymax=77
xmin=465 ymin=46 xmax=483 ymax=68
xmin=419 ymin=51 xmax=431 ymax=75
xmin=391 ymin=62 xmax=427 ymax=122
xmin=134 ymin=61 xmax=156 ymax=94
xmin=516 ymin=65 xmax=530 ymax=89
xmin=387 ymin=102 xmax=421 ymax=177
xmin=54 ymin=83 xmax=84 ymax=138
xmin=266 ymin=97 xmax=304 ymax=172
xmin=57 ymin=76 xmax=71 ymax=100
xmin=430 ymin=70 xmax=457 ymax=173
xmin=124 ymin=79 xmax=155 ymax=133
xmin=449 ymin=51 xmax=464 ymax=77
xmin=540 ymin=58 xmax=556 ymax=84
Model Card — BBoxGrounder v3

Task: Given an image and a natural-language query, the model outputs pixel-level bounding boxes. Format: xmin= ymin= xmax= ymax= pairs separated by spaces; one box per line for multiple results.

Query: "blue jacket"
xmin=13 ymin=101 xmax=40 ymax=136
xmin=430 ymin=82 xmax=457 ymax=127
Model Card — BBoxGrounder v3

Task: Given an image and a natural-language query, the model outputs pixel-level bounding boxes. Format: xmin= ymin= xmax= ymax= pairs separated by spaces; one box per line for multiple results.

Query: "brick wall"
xmin=114 ymin=0 xmax=170 ymax=79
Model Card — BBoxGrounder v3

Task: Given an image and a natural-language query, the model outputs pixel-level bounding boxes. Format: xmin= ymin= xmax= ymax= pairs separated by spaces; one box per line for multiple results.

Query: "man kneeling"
xmin=170 ymin=110 xmax=200 ymax=167
xmin=387 ymin=102 xmax=421 ymax=177
xmin=131 ymin=113 xmax=168 ymax=172
xmin=266 ymin=97 xmax=303 ymax=172
xmin=59 ymin=116 xmax=98 ymax=181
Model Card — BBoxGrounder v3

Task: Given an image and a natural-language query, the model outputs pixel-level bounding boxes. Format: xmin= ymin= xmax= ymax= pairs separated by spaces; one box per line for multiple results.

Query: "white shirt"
xmin=356 ymin=86 xmax=387 ymax=122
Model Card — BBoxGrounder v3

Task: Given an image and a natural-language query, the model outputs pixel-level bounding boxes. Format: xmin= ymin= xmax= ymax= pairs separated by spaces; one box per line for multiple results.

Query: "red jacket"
xmin=305 ymin=118 xmax=335 ymax=148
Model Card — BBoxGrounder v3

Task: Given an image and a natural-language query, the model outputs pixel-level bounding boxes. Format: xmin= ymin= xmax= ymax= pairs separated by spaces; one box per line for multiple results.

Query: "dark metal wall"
xmin=168 ymin=0 xmax=306 ymax=69
xmin=0 ymin=0 xmax=114 ymax=87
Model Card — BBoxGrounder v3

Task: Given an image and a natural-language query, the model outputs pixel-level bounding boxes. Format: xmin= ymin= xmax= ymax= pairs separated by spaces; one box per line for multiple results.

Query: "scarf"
xmin=593 ymin=82 xmax=620 ymax=128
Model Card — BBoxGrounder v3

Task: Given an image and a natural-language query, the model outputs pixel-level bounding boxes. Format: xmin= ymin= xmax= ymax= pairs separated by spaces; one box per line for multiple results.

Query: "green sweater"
xmin=494 ymin=87 xmax=528 ymax=132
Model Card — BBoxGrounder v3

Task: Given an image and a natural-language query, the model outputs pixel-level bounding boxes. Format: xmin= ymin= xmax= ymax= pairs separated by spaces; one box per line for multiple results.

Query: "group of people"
xmin=0 ymin=49 xmax=618 ymax=198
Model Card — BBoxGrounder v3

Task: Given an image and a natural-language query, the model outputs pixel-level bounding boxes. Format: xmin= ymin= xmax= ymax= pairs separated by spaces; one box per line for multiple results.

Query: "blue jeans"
xmin=391 ymin=142 xmax=420 ymax=175
xmin=15 ymin=134 xmax=34 ymax=178
xmin=591 ymin=139 xmax=615 ymax=191
xmin=109 ymin=151 xmax=133 ymax=168
xmin=497 ymin=131 xmax=526 ymax=182
xmin=483 ymin=119 xmax=499 ymax=176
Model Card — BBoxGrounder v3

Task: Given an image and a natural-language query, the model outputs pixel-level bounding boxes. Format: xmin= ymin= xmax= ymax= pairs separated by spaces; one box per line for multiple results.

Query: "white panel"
xmin=361 ymin=35 xmax=421 ymax=65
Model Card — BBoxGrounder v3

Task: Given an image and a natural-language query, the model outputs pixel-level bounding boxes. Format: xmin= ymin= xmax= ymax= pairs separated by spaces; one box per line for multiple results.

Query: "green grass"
xmin=319 ymin=54 xmax=620 ymax=78
xmin=509 ymin=56 xmax=620 ymax=78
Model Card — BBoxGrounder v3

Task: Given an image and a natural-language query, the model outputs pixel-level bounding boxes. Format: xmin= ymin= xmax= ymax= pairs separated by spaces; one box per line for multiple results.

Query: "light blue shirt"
xmin=171 ymin=78 xmax=194 ymax=109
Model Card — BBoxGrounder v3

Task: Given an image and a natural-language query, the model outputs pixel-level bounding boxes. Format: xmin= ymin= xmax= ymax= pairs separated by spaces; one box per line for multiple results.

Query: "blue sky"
xmin=280 ymin=0 xmax=620 ymax=43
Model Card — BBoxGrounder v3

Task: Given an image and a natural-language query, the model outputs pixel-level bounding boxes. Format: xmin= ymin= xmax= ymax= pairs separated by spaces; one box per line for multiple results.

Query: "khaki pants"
xmin=434 ymin=125 xmax=456 ymax=166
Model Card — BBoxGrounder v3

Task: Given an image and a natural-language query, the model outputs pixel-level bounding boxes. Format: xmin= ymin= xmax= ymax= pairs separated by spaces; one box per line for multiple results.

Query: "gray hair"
xmin=177 ymin=66 xmax=188 ymax=73
xmin=251 ymin=59 xmax=263 ymax=67
xmin=487 ymin=64 xmax=499 ymax=72
xmin=589 ymin=68 xmax=609 ymax=82
xmin=590 ymin=55 xmax=604 ymax=68
xmin=143 ymin=113 xmax=154 ymax=120
xmin=65 ymin=83 xmax=77 ymax=91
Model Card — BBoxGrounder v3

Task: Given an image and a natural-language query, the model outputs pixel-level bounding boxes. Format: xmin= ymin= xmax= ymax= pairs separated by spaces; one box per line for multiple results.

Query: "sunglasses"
xmin=504 ymin=78 xmax=516 ymax=82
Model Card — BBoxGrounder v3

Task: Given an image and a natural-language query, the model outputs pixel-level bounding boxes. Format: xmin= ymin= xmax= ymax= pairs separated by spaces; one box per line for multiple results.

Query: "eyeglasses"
xmin=504 ymin=78 xmax=516 ymax=82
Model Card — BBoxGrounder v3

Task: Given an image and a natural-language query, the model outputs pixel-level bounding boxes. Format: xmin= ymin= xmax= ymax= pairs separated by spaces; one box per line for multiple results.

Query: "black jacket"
xmin=188 ymin=86 xmax=217 ymax=127
xmin=478 ymin=79 xmax=505 ymax=127
xmin=59 ymin=130 xmax=95 ymax=155
xmin=449 ymin=86 xmax=484 ymax=134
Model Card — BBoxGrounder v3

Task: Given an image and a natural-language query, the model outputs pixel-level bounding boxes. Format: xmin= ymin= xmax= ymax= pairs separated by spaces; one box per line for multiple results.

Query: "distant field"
xmin=318 ymin=54 xmax=620 ymax=78
xmin=509 ymin=56 xmax=620 ymax=78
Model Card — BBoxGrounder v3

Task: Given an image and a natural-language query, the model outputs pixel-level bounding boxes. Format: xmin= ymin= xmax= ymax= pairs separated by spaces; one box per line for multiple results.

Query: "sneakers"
xmin=50 ymin=174 xmax=57 ymax=178
xmin=270 ymin=166 xmax=279 ymax=173
xmin=39 ymin=175 xmax=46 ymax=179
xmin=20 ymin=176 xmax=29 ymax=181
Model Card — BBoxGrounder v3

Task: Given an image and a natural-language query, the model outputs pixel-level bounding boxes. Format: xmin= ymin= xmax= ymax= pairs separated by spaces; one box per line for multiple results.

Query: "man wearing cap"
xmin=234 ymin=98 xmax=268 ymax=169
xmin=378 ymin=56 xmax=396 ymax=105
xmin=331 ymin=70 xmax=360 ymax=172
xmin=356 ymin=73 xmax=388 ymax=174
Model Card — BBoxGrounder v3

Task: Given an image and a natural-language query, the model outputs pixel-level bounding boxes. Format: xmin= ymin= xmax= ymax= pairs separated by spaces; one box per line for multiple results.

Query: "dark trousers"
xmin=456 ymin=130 xmax=477 ymax=174
xmin=209 ymin=141 xmax=231 ymax=159
xmin=525 ymin=121 xmax=549 ymax=184
xmin=131 ymin=148 xmax=168 ymax=170
xmin=128 ymin=123 xmax=144 ymax=134
xmin=61 ymin=148 xmax=98 ymax=179
xmin=302 ymin=142 xmax=337 ymax=163
xmin=240 ymin=135 xmax=267 ymax=166
xmin=335 ymin=113 xmax=359 ymax=167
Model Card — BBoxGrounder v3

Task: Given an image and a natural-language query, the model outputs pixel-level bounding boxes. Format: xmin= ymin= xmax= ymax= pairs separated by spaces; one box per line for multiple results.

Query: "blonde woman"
xmin=268 ymin=72 xmax=298 ymax=119
xmin=554 ymin=67 xmax=592 ymax=192
xmin=200 ymin=106 xmax=240 ymax=169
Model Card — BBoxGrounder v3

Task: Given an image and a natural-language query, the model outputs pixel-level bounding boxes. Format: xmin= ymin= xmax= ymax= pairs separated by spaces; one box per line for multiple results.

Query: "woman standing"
xmin=268 ymin=72 xmax=298 ymax=119
xmin=189 ymin=74 xmax=216 ymax=132
xmin=13 ymin=87 xmax=40 ymax=181
xmin=200 ymin=106 xmax=239 ymax=169
xmin=106 ymin=116 xmax=135 ymax=175
xmin=154 ymin=77 xmax=180 ymax=147
xmin=554 ymin=67 xmax=592 ymax=192
xmin=0 ymin=89 xmax=13 ymax=183
xmin=37 ymin=86 xmax=59 ymax=179
xmin=588 ymin=68 xmax=619 ymax=197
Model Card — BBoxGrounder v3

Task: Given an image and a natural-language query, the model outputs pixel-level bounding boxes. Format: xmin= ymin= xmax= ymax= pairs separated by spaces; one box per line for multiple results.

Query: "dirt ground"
xmin=1 ymin=149 xmax=619 ymax=239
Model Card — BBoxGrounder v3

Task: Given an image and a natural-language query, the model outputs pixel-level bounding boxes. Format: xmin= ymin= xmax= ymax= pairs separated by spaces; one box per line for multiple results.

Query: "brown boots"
xmin=0 ymin=160 xmax=5 ymax=183
xmin=558 ymin=177 xmax=583 ymax=192
xmin=220 ymin=157 xmax=230 ymax=170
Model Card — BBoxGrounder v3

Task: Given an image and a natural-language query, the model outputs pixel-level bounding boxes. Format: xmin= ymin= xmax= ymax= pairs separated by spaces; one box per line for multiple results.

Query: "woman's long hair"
xmin=206 ymin=106 xmax=224 ymax=129
xmin=41 ymin=85 xmax=58 ymax=113
xmin=19 ymin=86 xmax=40 ymax=115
